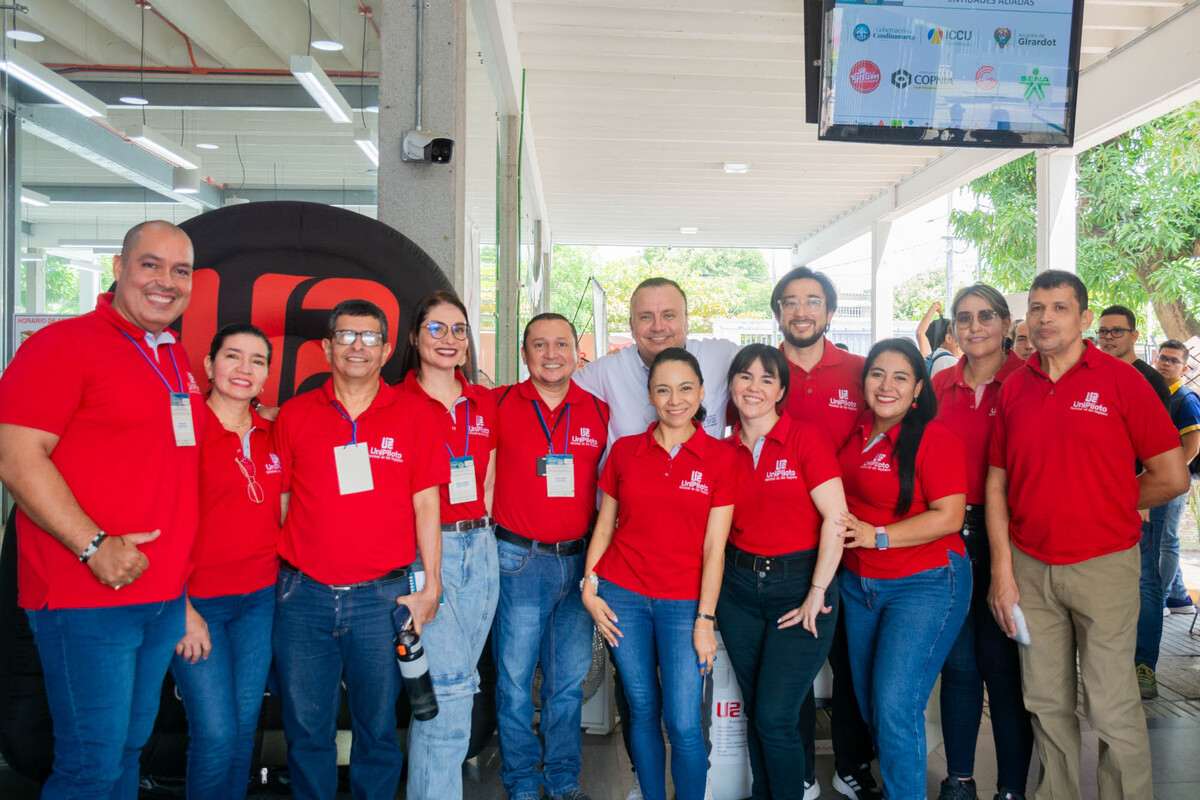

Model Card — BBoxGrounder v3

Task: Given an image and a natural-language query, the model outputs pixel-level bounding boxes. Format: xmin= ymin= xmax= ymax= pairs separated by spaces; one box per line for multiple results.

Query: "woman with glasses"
xmin=399 ymin=290 xmax=500 ymax=800
xmin=171 ymin=323 xmax=281 ymax=800
xmin=932 ymin=286 xmax=1032 ymax=800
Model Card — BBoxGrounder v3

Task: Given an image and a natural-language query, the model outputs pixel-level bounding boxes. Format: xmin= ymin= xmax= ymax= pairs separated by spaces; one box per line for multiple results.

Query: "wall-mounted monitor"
xmin=817 ymin=0 xmax=1084 ymax=148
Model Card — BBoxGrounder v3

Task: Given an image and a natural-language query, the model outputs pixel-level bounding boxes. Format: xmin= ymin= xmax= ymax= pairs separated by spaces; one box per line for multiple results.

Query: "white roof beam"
xmin=149 ymin=0 xmax=283 ymax=68
xmin=223 ymin=0 xmax=355 ymax=71
xmin=304 ymin=0 xmax=375 ymax=73
xmin=64 ymin=0 xmax=206 ymax=68
xmin=24 ymin=0 xmax=141 ymax=65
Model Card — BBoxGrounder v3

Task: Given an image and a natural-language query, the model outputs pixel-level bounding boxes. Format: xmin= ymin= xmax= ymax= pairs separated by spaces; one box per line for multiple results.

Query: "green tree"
xmin=893 ymin=269 xmax=946 ymax=320
xmin=45 ymin=256 xmax=80 ymax=314
xmin=951 ymin=102 xmax=1200 ymax=339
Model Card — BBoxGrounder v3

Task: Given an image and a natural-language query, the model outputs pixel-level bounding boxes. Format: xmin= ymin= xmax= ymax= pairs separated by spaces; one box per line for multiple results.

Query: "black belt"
xmin=442 ymin=515 xmax=493 ymax=533
xmin=279 ymin=559 xmax=410 ymax=590
xmin=726 ymin=545 xmax=815 ymax=577
xmin=495 ymin=526 xmax=588 ymax=556
xmin=962 ymin=504 xmax=986 ymax=536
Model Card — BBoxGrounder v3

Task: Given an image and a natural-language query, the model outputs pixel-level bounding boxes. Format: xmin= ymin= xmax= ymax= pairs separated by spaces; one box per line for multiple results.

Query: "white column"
xmin=495 ymin=113 xmax=521 ymax=385
xmin=1035 ymin=151 xmax=1077 ymax=274
xmin=25 ymin=258 xmax=46 ymax=312
xmin=871 ymin=220 xmax=895 ymax=342
xmin=77 ymin=263 xmax=100 ymax=312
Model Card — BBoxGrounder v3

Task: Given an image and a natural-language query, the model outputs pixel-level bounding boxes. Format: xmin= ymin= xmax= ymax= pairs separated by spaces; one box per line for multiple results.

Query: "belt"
xmin=442 ymin=516 xmax=493 ymax=533
xmin=962 ymin=504 xmax=986 ymax=536
xmin=495 ymin=526 xmax=588 ymax=556
xmin=726 ymin=545 xmax=814 ymax=577
xmin=279 ymin=559 xmax=410 ymax=591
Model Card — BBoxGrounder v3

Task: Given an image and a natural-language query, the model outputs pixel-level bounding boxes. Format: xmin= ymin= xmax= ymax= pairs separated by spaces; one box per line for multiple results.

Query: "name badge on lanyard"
xmin=331 ymin=402 xmax=374 ymax=495
xmin=120 ymin=331 xmax=195 ymax=448
xmin=446 ymin=398 xmax=477 ymax=505
xmin=533 ymin=401 xmax=574 ymax=498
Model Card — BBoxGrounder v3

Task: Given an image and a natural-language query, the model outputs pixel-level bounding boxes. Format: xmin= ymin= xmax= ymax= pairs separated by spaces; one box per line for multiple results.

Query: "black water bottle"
xmin=392 ymin=605 xmax=438 ymax=721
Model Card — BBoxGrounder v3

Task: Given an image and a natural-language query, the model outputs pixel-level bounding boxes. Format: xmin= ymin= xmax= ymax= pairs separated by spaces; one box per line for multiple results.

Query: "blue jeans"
xmin=171 ymin=586 xmax=274 ymax=800
xmin=272 ymin=567 xmax=410 ymax=800
xmin=598 ymin=578 xmax=708 ymax=800
xmin=407 ymin=526 xmax=499 ymax=800
xmin=1135 ymin=516 xmax=1165 ymax=668
xmin=26 ymin=595 xmax=185 ymax=800
xmin=1158 ymin=489 xmax=1192 ymax=606
xmin=841 ymin=553 xmax=971 ymax=800
xmin=493 ymin=535 xmax=594 ymax=799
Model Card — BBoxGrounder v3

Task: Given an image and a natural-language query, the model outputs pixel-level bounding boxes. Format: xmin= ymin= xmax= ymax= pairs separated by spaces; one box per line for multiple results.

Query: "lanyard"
xmin=533 ymin=401 xmax=570 ymax=455
xmin=443 ymin=398 xmax=471 ymax=460
xmin=330 ymin=401 xmax=360 ymax=445
xmin=119 ymin=330 xmax=183 ymax=394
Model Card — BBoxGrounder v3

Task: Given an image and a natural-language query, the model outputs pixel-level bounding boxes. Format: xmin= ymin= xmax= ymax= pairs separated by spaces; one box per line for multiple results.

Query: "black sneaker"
xmin=938 ymin=777 xmax=978 ymax=800
xmin=833 ymin=763 xmax=883 ymax=800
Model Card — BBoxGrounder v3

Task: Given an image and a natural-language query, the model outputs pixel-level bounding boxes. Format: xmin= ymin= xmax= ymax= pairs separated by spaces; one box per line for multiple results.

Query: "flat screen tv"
xmin=817 ymin=0 xmax=1084 ymax=147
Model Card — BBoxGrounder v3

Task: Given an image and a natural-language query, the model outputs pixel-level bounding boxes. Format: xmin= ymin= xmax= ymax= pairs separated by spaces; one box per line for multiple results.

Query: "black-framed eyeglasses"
xmin=1097 ymin=327 xmax=1133 ymax=338
xmin=955 ymin=309 xmax=1001 ymax=327
xmin=1156 ymin=353 xmax=1185 ymax=366
xmin=332 ymin=329 xmax=384 ymax=347
xmin=423 ymin=321 xmax=469 ymax=341
xmin=234 ymin=455 xmax=266 ymax=505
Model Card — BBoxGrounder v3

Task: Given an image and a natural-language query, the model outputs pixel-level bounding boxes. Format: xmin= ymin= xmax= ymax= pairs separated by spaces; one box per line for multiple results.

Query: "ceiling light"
xmin=120 ymin=95 xmax=149 ymax=106
xmin=290 ymin=54 xmax=352 ymax=124
xmin=6 ymin=30 xmax=45 ymax=43
xmin=723 ymin=162 xmax=751 ymax=174
xmin=195 ymin=142 xmax=219 ymax=150
xmin=127 ymin=123 xmax=201 ymax=170
xmin=679 ymin=226 xmax=699 ymax=235
xmin=311 ymin=40 xmax=344 ymax=52
xmin=20 ymin=188 xmax=50 ymax=207
xmin=0 ymin=49 xmax=106 ymax=119
xmin=172 ymin=167 xmax=202 ymax=195
xmin=353 ymin=127 xmax=379 ymax=167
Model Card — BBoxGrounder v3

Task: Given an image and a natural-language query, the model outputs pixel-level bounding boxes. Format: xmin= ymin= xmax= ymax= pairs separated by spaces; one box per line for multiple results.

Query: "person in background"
xmin=1154 ymin=339 xmax=1200 ymax=618
xmin=581 ymin=348 xmax=736 ymax=800
xmin=986 ymin=271 xmax=1187 ymax=799
xmin=491 ymin=312 xmax=609 ymax=800
xmin=399 ymin=290 xmax=500 ymax=800
xmin=932 ymin=286 xmax=1032 ymax=800
xmin=918 ymin=301 xmax=963 ymax=378
xmin=838 ymin=338 xmax=970 ymax=799
xmin=1011 ymin=320 xmax=1035 ymax=361
xmin=0 ymin=220 xmax=202 ymax=798
xmin=718 ymin=343 xmax=847 ymax=800
xmin=172 ymin=324 xmax=281 ymax=800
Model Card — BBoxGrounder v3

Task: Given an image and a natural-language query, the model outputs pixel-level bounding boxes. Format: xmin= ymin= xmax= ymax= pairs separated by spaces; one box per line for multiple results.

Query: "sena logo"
xmin=1070 ymin=391 xmax=1109 ymax=417
xmin=571 ymin=426 xmax=600 ymax=449
xmin=829 ymin=389 xmax=858 ymax=411
xmin=765 ymin=458 xmax=797 ymax=482
xmin=265 ymin=452 xmax=283 ymax=475
xmin=861 ymin=452 xmax=892 ymax=473
xmin=678 ymin=470 xmax=711 ymax=495
xmin=848 ymin=60 xmax=881 ymax=93
xmin=370 ymin=437 xmax=405 ymax=462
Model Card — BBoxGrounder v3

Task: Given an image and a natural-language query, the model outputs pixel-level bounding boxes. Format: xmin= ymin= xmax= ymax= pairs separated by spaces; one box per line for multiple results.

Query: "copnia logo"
xmin=849 ymin=60 xmax=882 ymax=93
xmin=853 ymin=23 xmax=870 ymax=42
xmin=892 ymin=66 xmax=952 ymax=90
xmin=928 ymin=27 xmax=973 ymax=45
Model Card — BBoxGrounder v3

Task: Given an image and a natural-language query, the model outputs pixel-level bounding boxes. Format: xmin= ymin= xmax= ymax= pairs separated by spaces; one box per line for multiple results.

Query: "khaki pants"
xmin=1011 ymin=544 xmax=1151 ymax=799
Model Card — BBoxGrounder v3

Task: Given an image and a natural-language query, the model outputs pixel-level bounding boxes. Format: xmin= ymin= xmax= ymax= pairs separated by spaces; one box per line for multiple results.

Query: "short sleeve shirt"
xmin=0 ymin=293 xmax=204 ymax=610
xmin=595 ymin=423 xmax=736 ymax=600
xmin=988 ymin=343 xmax=1181 ymax=564
xmin=726 ymin=415 xmax=841 ymax=555
xmin=782 ymin=340 xmax=866 ymax=452
xmin=1168 ymin=381 xmax=1200 ymax=437
xmin=838 ymin=417 xmax=967 ymax=579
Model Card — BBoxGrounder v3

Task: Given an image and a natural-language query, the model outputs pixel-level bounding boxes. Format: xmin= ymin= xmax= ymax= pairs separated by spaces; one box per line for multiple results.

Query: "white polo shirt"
xmin=574 ymin=337 xmax=740 ymax=448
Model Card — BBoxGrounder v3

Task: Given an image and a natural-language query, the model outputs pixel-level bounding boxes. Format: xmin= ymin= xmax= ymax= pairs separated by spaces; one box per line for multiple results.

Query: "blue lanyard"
xmin=444 ymin=398 xmax=471 ymax=460
xmin=533 ymin=401 xmax=570 ymax=455
xmin=330 ymin=401 xmax=359 ymax=445
xmin=119 ymin=330 xmax=183 ymax=394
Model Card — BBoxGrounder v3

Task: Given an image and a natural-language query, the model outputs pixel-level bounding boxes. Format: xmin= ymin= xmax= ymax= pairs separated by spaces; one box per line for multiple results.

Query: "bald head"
xmin=121 ymin=220 xmax=189 ymax=260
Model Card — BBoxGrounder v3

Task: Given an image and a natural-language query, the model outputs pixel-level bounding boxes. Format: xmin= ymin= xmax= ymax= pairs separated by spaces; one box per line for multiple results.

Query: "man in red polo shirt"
xmin=0 ymin=220 xmax=202 ymax=798
xmin=771 ymin=266 xmax=879 ymax=800
xmin=491 ymin=312 xmax=609 ymax=800
xmin=986 ymin=270 xmax=1188 ymax=799
xmin=271 ymin=299 xmax=445 ymax=800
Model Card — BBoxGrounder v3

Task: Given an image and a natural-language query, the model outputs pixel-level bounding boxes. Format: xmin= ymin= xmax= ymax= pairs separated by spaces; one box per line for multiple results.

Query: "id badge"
xmin=545 ymin=454 xmax=575 ymax=498
xmin=169 ymin=392 xmax=196 ymax=447
xmin=333 ymin=442 xmax=374 ymax=495
xmin=449 ymin=456 xmax=478 ymax=505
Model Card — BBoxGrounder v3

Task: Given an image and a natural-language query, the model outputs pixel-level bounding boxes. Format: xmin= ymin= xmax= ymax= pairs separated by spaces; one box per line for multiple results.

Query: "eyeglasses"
xmin=331 ymin=329 xmax=384 ymax=347
xmin=235 ymin=455 xmax=266 ymax=505
xmin=1097 ymin=327 xmax=1133 ymax=338
xmin=954 ymin=309 xmax=1001 ymax=327
xmin=1156 ymin=354 xmax=1185 ymax=366
xmin=778 ymin=297 xmax=825 ymax=313
xmin=423 ymin=321 xmax=469 ymax=341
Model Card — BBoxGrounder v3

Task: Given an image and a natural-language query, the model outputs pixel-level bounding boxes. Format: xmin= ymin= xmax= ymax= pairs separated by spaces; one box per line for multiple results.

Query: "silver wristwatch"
xmin=579 ymin=573 xmax=599 ymax=592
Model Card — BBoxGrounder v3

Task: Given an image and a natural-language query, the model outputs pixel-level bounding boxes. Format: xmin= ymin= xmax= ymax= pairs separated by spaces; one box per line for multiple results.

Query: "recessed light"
xmin=196 ymin=143 xmax=220 ymax=150
xmin=6 ymin=30 xmax=45 ymax=43
xmin=311 ymin=40 xmax=344 ymax=52
xmin=120 ymin=95 xmax=150 ymax=106
xmin=679 ymin=226 xmax=699 ymax=235
xmin=723 ymin=162 xmax=751 ymax=174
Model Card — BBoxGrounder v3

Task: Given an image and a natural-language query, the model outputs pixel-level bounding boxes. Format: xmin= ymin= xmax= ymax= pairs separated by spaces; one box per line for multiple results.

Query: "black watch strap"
xmin=78 ymin=531 xmax=106 ymax=563
xmin=696 ymin=612 xmax=716 ymax=622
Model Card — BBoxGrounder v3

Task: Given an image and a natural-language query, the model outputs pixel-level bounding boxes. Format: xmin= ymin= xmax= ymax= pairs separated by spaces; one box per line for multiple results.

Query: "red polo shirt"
xmin=0 ymin=293 xmax=204 ymax=610
xmin=932 ymin=352 xmax=1023 ymax=505
xmin=492 ymin=379 xmax=609 ymax=542
xmin=595 ymin=423 xmax=736 ymax=600
xmin=273 ymin=378 xmax=446 ymax=584
xmin=398 ymin=371 xmax=496 ymax=524
xmin=189 ymin=406 xmax=282 ymax=599
xmin=988 ymin=343 xmax=1180 ymax=565
xmin=783 ymin=339 xmax=865 ymax=451
xmin=838 ymin=416 xmax=967 ymax=579
xmin=726 ymin=415 xmax=841 ymax=555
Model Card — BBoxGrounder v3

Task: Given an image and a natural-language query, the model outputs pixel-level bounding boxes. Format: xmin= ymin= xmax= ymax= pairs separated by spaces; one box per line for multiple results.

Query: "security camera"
xmin=402 ymin=130 xmax=454 ymax=164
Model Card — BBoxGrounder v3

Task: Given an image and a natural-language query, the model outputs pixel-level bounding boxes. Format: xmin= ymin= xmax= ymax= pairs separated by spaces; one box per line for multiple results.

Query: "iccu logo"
xmin=853 ymin=23 xmax=870 ymax=42
xmin=848 ymin=60 xmax=882 ymax=93
xmin=928 ymin=27 xmax=973 ymax=45
xmin=994 ymin=27 xmax=1012 ymax=47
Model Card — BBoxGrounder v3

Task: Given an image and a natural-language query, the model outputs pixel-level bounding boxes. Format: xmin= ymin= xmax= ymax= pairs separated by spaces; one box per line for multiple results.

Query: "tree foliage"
xmin=950 ymin=101 xmax=1200 ymax=339
xmin=894 ymin=269 xmax=946 ymax=321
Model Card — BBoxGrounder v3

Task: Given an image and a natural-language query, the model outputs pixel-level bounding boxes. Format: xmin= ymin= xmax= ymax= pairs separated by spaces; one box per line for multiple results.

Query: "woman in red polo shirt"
xmin=716 ymin=343 xmax=847 ymax=800
xmin=581 ymin=347 xmax=736 ymax=800
xmin=171 ymin=323 xmax=281 ymax=800
xmin=932 ymin=285 xmax=1032 ymax=800
xmin=836 ymin=337 xmax=969 ymax=800
xmin=397 ymin=290 xmax=499 ymax=800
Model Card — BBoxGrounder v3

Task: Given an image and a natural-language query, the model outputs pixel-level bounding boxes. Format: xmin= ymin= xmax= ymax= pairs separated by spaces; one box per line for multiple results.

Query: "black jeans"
xmin=939 ymin=520 xmax=1033 ymax=794
xmin=717 ymin=550 xmax=838 ymax=800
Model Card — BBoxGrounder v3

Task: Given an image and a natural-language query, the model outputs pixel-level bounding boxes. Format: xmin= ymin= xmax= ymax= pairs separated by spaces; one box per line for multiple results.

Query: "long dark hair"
xmin=862 ymin=338 xmax=938 ymax=516
xmin=400 ymin=290 xmax=471 ymax=379
xmin=648 ymin=347 xmax=707 ymax=424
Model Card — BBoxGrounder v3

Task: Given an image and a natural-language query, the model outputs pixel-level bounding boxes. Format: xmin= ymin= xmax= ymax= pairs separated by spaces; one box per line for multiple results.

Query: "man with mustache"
xmin=0 ymin=220 xmax=204 ymax=798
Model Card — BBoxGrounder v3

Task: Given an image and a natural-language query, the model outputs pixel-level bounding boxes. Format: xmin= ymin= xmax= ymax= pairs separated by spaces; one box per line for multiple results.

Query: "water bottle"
xmin=392 ymin=604 xmax=438 ymax=720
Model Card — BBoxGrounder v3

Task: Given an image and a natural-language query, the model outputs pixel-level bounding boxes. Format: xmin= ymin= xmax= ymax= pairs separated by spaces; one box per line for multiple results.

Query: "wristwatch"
xmin=579 ymin=573 xmax=599 ymax=592
xmin=78 ymin=531 xmax=107 ymax=563
xmin=874 ymin=526 xmax=890 ymax=551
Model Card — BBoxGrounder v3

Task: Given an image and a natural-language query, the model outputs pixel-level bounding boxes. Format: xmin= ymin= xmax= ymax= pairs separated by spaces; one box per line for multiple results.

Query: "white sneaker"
xmin=804 ymin=778 xmax=822 ymax=800
xmin=625 ymin=779 xmax=644 ymax=800
xmin=1163 ymin=606 xmax=1171 ymax=617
